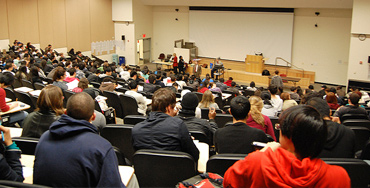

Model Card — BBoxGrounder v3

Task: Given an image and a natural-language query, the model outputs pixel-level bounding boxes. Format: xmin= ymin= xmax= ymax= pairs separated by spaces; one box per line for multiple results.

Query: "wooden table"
xmin=269 ymin=76 xmax=301 ymax=86
xmin=0 ymin=102 xmax=30 ymax=115
xmin=152 ymin=60 xmax=173 ymax=70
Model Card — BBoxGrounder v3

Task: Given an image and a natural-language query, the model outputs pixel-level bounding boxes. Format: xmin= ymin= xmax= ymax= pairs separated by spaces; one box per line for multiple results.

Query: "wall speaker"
xmin=122 ymin=35 xmax=125 ymax=40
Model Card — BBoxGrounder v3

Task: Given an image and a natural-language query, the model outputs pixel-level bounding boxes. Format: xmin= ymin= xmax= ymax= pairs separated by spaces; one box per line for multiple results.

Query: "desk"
xmin=0 ymin=102 xmax=30 ymax=116
xmin=20 ymin=154 xmax=135 ymax=186
xmin=152 ymin=60 xmax=173 ymax=70
xmin=5 ymin=98 xmax=11 ymax=103
xmin=14 ymin=87 xmax=34 ymax=93
xmin=9 ymin=127 xmax=22 ymax=137
xmin=29 ymin=90 xmax=41 ymax=97
xmin=194 ymin=141 xmax=209 ymax=173
xmin=269 ymin=76 xmax=301 ymax=86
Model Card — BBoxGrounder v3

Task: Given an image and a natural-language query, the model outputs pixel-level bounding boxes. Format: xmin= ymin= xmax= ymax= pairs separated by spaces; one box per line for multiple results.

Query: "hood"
xmin=64 ymin=77 xmax=78 ymax=83
xmin=261 ymin=148 xmax=327 ymax=187
xmin=49 ymin=114 xmax=98 ymax=138
xmin=147 ymin=111 xmax=170 ymax=122
xmin=324 ymin=120 xmax=345 ymax=150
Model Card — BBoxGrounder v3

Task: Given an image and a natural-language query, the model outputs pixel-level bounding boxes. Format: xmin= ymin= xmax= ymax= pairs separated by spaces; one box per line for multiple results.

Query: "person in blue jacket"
xmin=33 ymin=92 xmax=125 ymax=187
xmin=0 ymin=125 xmax=24 ymax=182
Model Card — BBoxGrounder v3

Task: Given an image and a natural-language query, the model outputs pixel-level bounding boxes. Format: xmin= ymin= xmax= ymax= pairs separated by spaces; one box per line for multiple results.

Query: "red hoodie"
xmin=224 ymin=148 xmax=350 ymax=188
xmin=224 ymin=80 xmax=232 ymax=87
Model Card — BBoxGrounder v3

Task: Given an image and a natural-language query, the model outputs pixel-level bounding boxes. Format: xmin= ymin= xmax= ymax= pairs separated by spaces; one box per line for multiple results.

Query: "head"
xmin=306 ymin=97 xmax=330 ymax=119
xmin=200 ymin=90 xmax=215 ymax=107
xmin=68 ymin=68 xmax=76 ymax=77
xmin=248 ymin=96 xmax=264 ymax=127
xmin=78 ymin=78 xmax=89 ymax=90
xmin=152 ymin=88 xmax=177 ymax=116
xmin=275 ymin=70 xmax=279 ymax=75
xmin=149 ymin=74 xmax=156 ymax=84
xmin=349 ymin=92 xmax=361 ymax=106
xmin=309 ymin=85 xmax=314 ymax=90
xmin=130 ymin=71 xmax=137 ymax=79
xmin=280 ymin=92 xmax=291 ymax=101
xmin=321 ymin=85 xmax=327 ymax=90
xmin=268 ymin=85 xmax=278 ymax=95
xmin=4 ymin=63 xmax=13 ymax=70
xmin=53 ymin=67 xmax=66 ymax=81
xmin=230 ymin=96 xmax=251 ymax=121
xmin=326 ymin=92 xmax=338 ymax=104
xmin=250 ymin=81 xmax=255 ymax=88
xmin=219 ymin=78 xmax=225 ymax=83
xmin=181 ymin=92 xmax=199 ymax=112
xmin=37 ymin=85 xmax=64 ymax=115
xmin=231 ymin=81 xmax=236 ymax=87
xmin=290 ymin=86 xmax=297 ymax=92
xmin=128 ymin=80 xmax=138 ymax=90
xmin=278 ymin=105 xmax=327 ymax=159
xmin=261 ymin=91 xmax=272 ymax=105
xmin=66 ymin=92 xmax=95 ymax=121
xmin=0 ymin=72 xmax=15 ymax=87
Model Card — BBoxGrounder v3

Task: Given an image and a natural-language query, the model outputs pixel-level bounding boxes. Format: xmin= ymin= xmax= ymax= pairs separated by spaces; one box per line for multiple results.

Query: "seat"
xmin=214 ymin=114 xmax=233 ymax=128
xmin=269 ymin=117 xmax=280 ymax=142
xmin=200 ymin=108 xmax=223 ymax=119
xmin=348 ymin=126 xmax=370 ymax=152
xmin=215 ymin=95 xmax=224 ymax=109
xmin=42 ymin=77 xmax=53 ymax=84
xmin=341 ymin=114 xmax=369 ymax=123
xmin=158 ymin=53 xmax=165 ymax=61
xmin=12 ymin=79 xmax=22 ymax=88
xmin=0 ymin=180 xmax=50 ymax=188
xmin=34 ymin=82 xmax=45 ymax=90
xmin=30 ymin=94 xmax=39 ymax=108
xmin=90 ymin=82 xmax=101 ymax=89
xmin=103 ymin=91 xmax=124 ymax=119
xmin=113 ymin=146 xmax=129 ymax=166
xmin=21 ymin=79 xmax=34 ymax=89
xmin=116 ymin=87 xmax=129 ymax=93
xmin=322 ymin=158 xmax=370 ymax=188
xmin=14 ymin=91 xmax=35 ymax=113
xmin=342 ymin=119 xmax=370 ymax=130
xmin=194 ymin=92 xmax=203 ymax=102
xmin=189 ymin=130 xmax=212 ymax=145
xmin=243 ymin=90 xmax=255 ymax=97
xmin=4 ymin=87 xmax=16 ymax=101
xmin=63 ymin=90 xmax=75 ymax=104
xmin=119 ymin=94 xmax=140 ymax=118
xmin=183 ymin=86 xmax=194 ymax=92
xmin=360 ymin=139 xmax=370 ymax=160
xmin=206 ymin=153 xmax=247 ymax=176
xmin=12 ymin=137 xmax=39 ymax=155
xmin=124 ymin=115 xmax=146 ymax=125
xmin=100 ymin=124 xmax=135 ymax=163
xmin=133 ymin=149 xmax=197 ymax=187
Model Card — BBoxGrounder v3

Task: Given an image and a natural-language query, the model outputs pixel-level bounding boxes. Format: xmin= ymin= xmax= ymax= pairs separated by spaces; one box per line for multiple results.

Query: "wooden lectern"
xmin=245 ymin=55 xmax=264 ymax=73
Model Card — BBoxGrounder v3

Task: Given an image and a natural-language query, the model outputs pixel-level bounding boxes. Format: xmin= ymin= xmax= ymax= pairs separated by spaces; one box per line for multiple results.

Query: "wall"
xmin=112 ymin=0 xmax=133 ymax=21
xmin=347 ymin=0 xmax=370 ymax=81
xmin=291 ymin=8 xmax=352 ymax=85
xmin=115 ymin=22 xmax=135 ymax=65
xmin=152 ymin=6 xmax=189 ymax=61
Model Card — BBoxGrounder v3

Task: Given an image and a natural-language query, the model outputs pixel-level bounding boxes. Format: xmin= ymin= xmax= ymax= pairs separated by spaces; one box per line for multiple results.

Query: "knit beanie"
xmin=181 ymin=92 xmax=199 ymax=110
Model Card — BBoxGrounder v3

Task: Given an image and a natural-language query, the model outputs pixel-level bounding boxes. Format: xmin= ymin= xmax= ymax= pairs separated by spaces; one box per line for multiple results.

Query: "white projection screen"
xmin=189 ymin=10 xmax=294 ymax=66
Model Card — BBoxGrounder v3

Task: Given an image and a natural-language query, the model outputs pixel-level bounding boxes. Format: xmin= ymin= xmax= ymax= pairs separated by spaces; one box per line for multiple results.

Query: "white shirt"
xmin=125 ymin=90 xmax=147 ymax=116
xmin=271 ymin=95 xmax=283 ymax=112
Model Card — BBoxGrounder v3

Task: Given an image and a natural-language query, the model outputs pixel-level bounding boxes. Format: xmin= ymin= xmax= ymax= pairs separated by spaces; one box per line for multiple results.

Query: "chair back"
xmin=183 ymin=86 xmax=194 ymax=92
xmin=194 ymin=92 xmax=203 ymax=103
xmin=13 ymin=79 xmax=22 ymax=88
xmin=243 ymin=90 xmax=255 ymax=97
xmin=349 ymin=126 xmax=370 ymax=152
xmin=341 ymin=114 xmax=369 ymax=122
xmin=214 ymin=114 xmax=233 ymax=128
xmin=30 ymin=94 xmax=39 ymax=108
xmin=34 ymin=82 xmax=45 ymax=90
xmin=0 ymin=180 xmax=50 ymax=188
xmin=215 ymin=95 xmax=224 ymax=109
xmin=4 ymin=87 xmax=16 ymax=101
xmin=133 ymin=149 xmax=197 ymax=187
xmin=269 ymin=117 xmax=280 ymax=142
xmin=14 ymin=91 xmax=35 ymax=113
xmin=116 ymin=87 xmax=129 ymax=93
xmin=119 ymin=94 xmax=140 ymax=118
xmin=206 ymin=154 xmax=247 ymax=176
xmin=21 ymin=79 xmax=34 ymax=89
xmin=360 ymin=139 xmax=370 ymax=160
xmin=12 ymin=137 xmax=39 ymax=155
xmin=100 ymin=124 xmax=135 ymax=163
xmin=200 ymin=108 xmax=223 ymax=119
xmin=90 ymin=82 xmax=101 ymax=89
xmin=63 ymin=90 xmax=75 ymax=103
xmin=189 ymin=131 xmax=212 ymax=145
xmin=103 ymin=91 xmax=124 ymax=119
xmin=113 ymin=146 xmax=128 ymax=166
xmin=322 ymin=158 xmax=370 ymax=188
xmin=124 ymin=115 xmax=146 ymax=125
xmin=342 ymin=119 xmax=370 ymax=130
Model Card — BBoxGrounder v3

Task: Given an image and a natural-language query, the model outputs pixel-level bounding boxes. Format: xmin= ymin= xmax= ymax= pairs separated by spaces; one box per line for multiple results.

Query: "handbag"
xmin=177 ymin=172 xmax=223 ymax=188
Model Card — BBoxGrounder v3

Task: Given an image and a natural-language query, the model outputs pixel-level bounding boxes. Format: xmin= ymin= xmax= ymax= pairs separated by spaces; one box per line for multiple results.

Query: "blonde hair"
xmin=249 ymin=96 xmax=265 ymax=127
xmin=199 ymin=90 xmax=214 ymax=108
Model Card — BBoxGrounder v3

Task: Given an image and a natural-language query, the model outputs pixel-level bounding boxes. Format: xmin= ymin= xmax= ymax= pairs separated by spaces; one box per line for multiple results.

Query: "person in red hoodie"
xmin=64 ymin=68 xmax=79 ymax=83
xmin=224 ymin=77 xmax=233 ymax=87
xmin=224 ymin=105 xmax=350 ymax=188
xmin=172 ymin=53 xmax=178 ymax=74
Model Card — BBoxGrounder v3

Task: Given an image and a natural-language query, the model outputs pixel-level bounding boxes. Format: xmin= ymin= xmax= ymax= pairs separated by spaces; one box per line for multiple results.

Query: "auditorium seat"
xmin=124 ymin=115 xmax=146 ymax=125
xmin=343 ymin=119 xmax=370 ymax=130
xmin=214 ymin=114 xmax=233 ymax=128
xmin=103 ymin=91 xmax=124 ymax=119
xmin=341 ymin=114 xmax=369 ymax=123
xmin=206 ymin=153 xmax=246 ymax=176
xmin=0 ymin=180 xmax=50 ymax=188
xmin=189 ymin=130 xmax=212 ymax=146
xmin=34 ymin=82 xmax=45 ymax=90
xmin=119 ymin=94 xmax=140 ymax=118
xmin=14 ymin=91 xmax=35 ymax=113
xmin=12 ymin=137 xmax=39 ymax=155
xmin=4 ymin=87 xmax=16 ymax=101
xmin=21 ymin=79 xmax=34 ymax=90
xmin=349 ymin=126 xmax=370 ymax=152
xmin=200 ymin=108 xmax=223 ymax=119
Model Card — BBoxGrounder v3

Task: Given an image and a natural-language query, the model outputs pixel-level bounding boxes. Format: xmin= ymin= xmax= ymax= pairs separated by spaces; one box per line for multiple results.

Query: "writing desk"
xmin=29 ymin=90 xmax=41 ymax=97
xmin=0 ymin=102 xmax=30 ymax=116
xmin=194 ymin=141 xmax=209 ymax=173
xmin=5 ymin=98 xmax=11 ymax=103
xmin=152 ymin=60 xmax=173 ymax=70
xmin=14 ymin=87 xmax=34 ymax=93
xmin=9 ymin=127 xmax=22 ymax=137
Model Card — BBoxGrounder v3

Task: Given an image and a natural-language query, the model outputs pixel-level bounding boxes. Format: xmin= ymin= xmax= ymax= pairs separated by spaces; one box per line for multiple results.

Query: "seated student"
xmin=224 ymin=77 xmax=233 ymax=87
xmin=21 ymin=85 xmax=64 ymax=138
xmin=143 ymin=74 xmax=158 ymax=93
xmin=198 ymin=90 xmax=220 ymax=109
xmin=74 ymin=62 xmax=86 ymax=80
xmin=165 ymin=75 xmax=176 ymax=87
xmin=99 ymin=77 xmax=117 ymax=92
xmin=72 ymin=78 xmax=89 ymax=93
xmin=223 ymin=105 xmax=350 ymax=188
xmin=98 ymin=66 xmax=113 ymax=81
xmin=198 ymin=80 xmax=210 ymax=93
xmin=246 ymin=81 xmax=257 ymax=91
xmin=209 ymin=82 xmax=222 ymax=94
xmin=125 ymin=80 xmax=147 ymax=116
xmin=326 ymin=92 xmax=340 ymax=110
xmin=120 ymin=67 xmax=131 ymax=81
xmin=268 ymin=85 xmax=283 ymax=112
xmin=307 ymin=97 xmax=355 ymax=158
xmin=214 ymin=96 xmax=268 ymax=154
xmin=87 ymin=69 xmax=101 ymax=83
xmin=260 ymin=91 xmax=278 ymax=117
xmin=226 ymin=81 xmax=239 ymax=95
xmin=177 ymin=92 xmax=218 ymax=143
xmin=216 ymin=78 xmax=228 ymax=91
xmin=129 ymin=71 xmax=144 ymax=83
xmin=64 ymin=68 xmax=79 ymax=83
xmin=33 ymin=92 xmax=125 ymax=187
xmin=3 ymin=62 xmax=15 ymax=75
xmin=132 ymin=88 xmax=199 ymax=162
xmin=202 ymin=74 xmax=214 ymax=83
xmin=176 ymin=74 xmax=186 ymax=90
xmin=0 ymin=72 xmax=28 ymax=126
xmin=281 ymin=92 xmax=298 ymax=111
xmin=0 ymin=125 xmax=24 ymax=182
xmin=154 ymin=73 xmax=165 ymax=88
xmin=188 ymin=75 xmax=200 ymax=90
xmin=28 ymin=66 xmax=43 ymax=84
xmin=52 ymin=67 xmax=68 ymax=91
xmin=333 ymin=92 xmax=368 ymax=123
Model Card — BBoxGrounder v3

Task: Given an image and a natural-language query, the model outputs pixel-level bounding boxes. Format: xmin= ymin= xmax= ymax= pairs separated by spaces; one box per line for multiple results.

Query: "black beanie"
xmin=181 ymin=92 xmax=199 ymax=110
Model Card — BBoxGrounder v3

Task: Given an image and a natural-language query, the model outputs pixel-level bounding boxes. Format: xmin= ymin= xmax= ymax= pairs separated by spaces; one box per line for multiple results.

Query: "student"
xmin=52 ymin=67 xmax=68 ymax=91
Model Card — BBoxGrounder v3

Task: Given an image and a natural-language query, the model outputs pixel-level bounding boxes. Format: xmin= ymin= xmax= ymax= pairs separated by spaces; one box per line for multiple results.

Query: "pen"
xmin=1 ymin=131 xmax=4 ymax=142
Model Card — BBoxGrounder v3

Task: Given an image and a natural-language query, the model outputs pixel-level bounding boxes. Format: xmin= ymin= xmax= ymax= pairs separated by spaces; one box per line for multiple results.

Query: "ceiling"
xmin=140 ymin=0 xmax=353 ymax=9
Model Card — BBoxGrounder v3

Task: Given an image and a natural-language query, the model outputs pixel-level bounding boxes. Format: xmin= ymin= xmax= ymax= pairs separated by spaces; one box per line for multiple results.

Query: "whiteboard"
xmin=189 ymin=10 xmax=294 ymax=66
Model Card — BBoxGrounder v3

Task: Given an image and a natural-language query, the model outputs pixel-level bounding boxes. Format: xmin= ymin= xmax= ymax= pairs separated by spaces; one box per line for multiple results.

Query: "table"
xmin=14 ymin=87 xmax=34 ymax=93
xmin=0 ymin=102 xmax=30 ymax=115
xmin=269 ymin=76 xmax=301 ymax=86
xmin=29 ymin=90 xmax=41 ymax=97
xmin=152 ymin=60 xmax=173 ymax=70
xmin=20 ymin=154 xmax=135 ymax=186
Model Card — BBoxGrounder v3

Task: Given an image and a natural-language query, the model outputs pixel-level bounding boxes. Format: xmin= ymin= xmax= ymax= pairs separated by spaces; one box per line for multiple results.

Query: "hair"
xmin=230 ymin=96 xmax=251 ymax=120
xmin=53 ymin=67 xmax=66 ymax=81
xmin=36 ymin=85 xmax=64 ymax=115
xmin=309 ymin=85 xmax=314 ymax=90
xmin=170 ymin=75 xmax=176 ymax=82
xmin=130 ymin=71 xmax=137 ymax=78
xmin=329 ymin=87 xmax=336 ymax=94
xmin=290 ymin=86 xmax=296 ymax=92
xmin=199 ymin=90 xmax=215 ymax=108
xmin=104 ymin=66 xmax=112 ymax=73
xmin=326 ymin=92 xmax=338 ymax=104
xmin=268 ymin=85 xmax=278 ymax=95
xmin=249 ymin=96 xmax=265 ymax=127
xmin=349 ymin=92 xmax=361 ymax=106
xmin=28 ymin=66 xmax=40 ymax=81
xmin=78 ymin=62 xmax=85 ymax=70
xmin=261 ymin=91 xmax=272 ymax=105
xmin=250 ymin=81 xmax=255 ymax=88
xmin=77 ymin=78 xmax=89 ymax=90
xmin=68 ymin=68 xmax=76 ymax=76
xmin=279 ymin=105 xmax=327 ymax=159
xmin=0 ymin=72 xmax=15 ymax=86
xmin=199 ymin=80 xmax=209 ymax=91
xmin=228 ymin=77 xmax=233 ymax=81
xmin=66 ymin=92 xmax=95 ymax=121
xmin=275 ymin=70 xmax=279 ymax=75
xmin=149 ymin=74 xmax=156 ymax=84
xmin=231 ymin=81 xmax=236 ymax=87
xmin=280 ymin=92 xmax=290 ymax=101
xmin=128 ymin=80 xmax=138 ymax=90
xmin=4 ymin=63 xmax=13 ymax=70
xmin=152 ymin=88 xmax=176 ymax=113
xmin=219 ymin=78 xmax=225 ymax=82
xmin=307 ymin=97 xmax=330 ymax=118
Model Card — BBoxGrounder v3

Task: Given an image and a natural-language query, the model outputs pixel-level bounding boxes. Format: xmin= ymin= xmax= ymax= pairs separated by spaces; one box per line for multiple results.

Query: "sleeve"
xmin=96 ymin=147 xmax=126 ymax=188
xmin=179 ymin=122 xmax=199 ymax=162
xmin=264 ymin=116 xmax=276 ymax=141
xmin=223 ymin=154 xmax=256 ymax=188
xmin=0 ymin=147 xmax=24 ymax=182
xmin=0 ymin=89 xmax=10 ymax=112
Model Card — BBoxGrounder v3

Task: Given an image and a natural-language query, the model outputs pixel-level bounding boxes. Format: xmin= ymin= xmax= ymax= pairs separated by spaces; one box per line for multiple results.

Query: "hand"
xmin=0 ymin=125 xmax=13 ymax=146
xmin=208 ymin=107 xmax=216 ymax=119
xmin=260 ymin=142 xmax=281 ymax=152
xmin=8 ymin=102 xmax=19 ymax=110
xmin=331 ymin=117 xmax=341 ymax=124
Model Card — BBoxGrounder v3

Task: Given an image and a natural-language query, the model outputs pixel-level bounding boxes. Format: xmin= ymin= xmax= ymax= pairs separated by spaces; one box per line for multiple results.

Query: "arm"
xmin=179 ymin=122 xmax=199 ymax=162
xmin=96 ymin=147 xmax=126 ymax=188
xmin=0 ymin=88 xmax=10 ymax=112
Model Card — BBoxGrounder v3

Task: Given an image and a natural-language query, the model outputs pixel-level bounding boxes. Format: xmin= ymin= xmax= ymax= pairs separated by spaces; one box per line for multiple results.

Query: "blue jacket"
xmin=0 ymin=143 xmax=24 ymax=182
xmin=33 ymin=114 xmax=125 ymax=187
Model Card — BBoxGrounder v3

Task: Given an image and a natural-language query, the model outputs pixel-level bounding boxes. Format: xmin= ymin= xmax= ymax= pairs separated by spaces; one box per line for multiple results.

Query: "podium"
xmin=245 ymin=55 xmax=264 ymax=73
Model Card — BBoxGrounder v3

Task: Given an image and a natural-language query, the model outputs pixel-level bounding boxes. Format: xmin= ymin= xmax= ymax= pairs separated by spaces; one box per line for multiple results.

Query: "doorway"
xmin=137 ymin=38 xmax=151 ymax=65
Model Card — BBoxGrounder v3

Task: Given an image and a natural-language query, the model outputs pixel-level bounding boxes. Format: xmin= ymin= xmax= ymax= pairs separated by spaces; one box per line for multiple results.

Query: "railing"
xmin=275 ymin=57 xmax=305 ymax=78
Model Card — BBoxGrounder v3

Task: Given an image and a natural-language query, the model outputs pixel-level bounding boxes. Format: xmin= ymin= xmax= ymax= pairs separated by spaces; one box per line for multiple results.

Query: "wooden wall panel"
xmin=0 ymin=0 xmax=9 ymax=40
xmin=90 ymin=0 xmax=114 ymax=43
xmin=7 ymin=0 xmax=25 ymax=42
xmin=38 ymin=0 xmax=54 ymax=49
xmin=65 ymin=0 xmax=91 ymax=51
xmin=51 ymin=0 xmax=67 ymax=48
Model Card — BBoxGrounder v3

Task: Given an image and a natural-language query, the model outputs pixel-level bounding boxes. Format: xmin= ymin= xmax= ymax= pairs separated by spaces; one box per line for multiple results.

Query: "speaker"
xmin=368 ymin=56 xmax=370 ymax=63
xmin=122 ymin=35 xmax=125 ymax=40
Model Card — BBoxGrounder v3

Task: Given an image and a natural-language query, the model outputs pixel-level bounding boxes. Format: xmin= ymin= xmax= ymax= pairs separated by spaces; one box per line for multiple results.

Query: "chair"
xmin=348 ymin=126 xmax=370 ymax=152
xmin=14 ymin=91 xmax=35 ymax=113
xmin=322 ymin=158 xmax=370 ymax=188
xmin=119 ymin=94 xmax=140 ymax=118
xmin=63 ymin=90 xmax=75 ymax=103
xmin=189 ymin=131 xmax=212 ymax=145
xmin=90 ymin=82 xmax=101 ymax=89
xmin=341 ymin=114 xmax=369 ymax=123
xmin=200 ymin=108 xmax=223 ymax=120
xmin=133 ymin=149 xmax=197 ymax=187
xmin=342 ymin=119 xmax=370 ymax=130
xmin=103 ymin=91 xmax=124 ymax=119
xmin=100 ymin=124 xmax=135 ymax=163
xmin=269 ymin=117 xmax=280 ymax=142
xmin=113 ymin=146 xmax=129 ymax=166
xmin=214 ymin=114 xmax=233 ymax=128
xmin=12 ymin=137 xmax=39 ymax=155
xmin=124 ymin=115 xmax=146 ymax=125
xmin=0 ymin=180 xmax=50 ymax=188
xmin=21 ymin=79 xmax=34 ymax=89
xmin=206 ymin=153 xmax=247 ymax=176
xmin=42 ymin=77 xmax=53 ymax=84
xmin=183 ymin=86 xmax=194 ymax=92
xmin=34 ymin=82 xmax=45 ymax=90
xmin=12 ymin=79 xmax=22 ymax=88
xmin=360 ymin=139 xmax=370 ymax=160
xmin=194 ymin=92 xmax=203 ymax=102
xmin=158 ymin=53 xmax=165 ymax=61
xmin=4 ymin=87 xmax=16 ymax=101
xmin=30 ymin=94 xmax=39 ymax=108
xmin=116 ymin=87 xmax=128 ymax=93
xmin=243 ymin=90 xmax=255 ymax=97
xmin=215 ymin=95 xmax=224 ymax=109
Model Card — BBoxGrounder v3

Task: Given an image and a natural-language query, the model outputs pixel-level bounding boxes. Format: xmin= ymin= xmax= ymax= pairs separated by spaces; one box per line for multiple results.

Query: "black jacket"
xmin=214 ymin=122 xmax=268 ymax=154
xmin=333 ymin=105 xmax=368 ymax=122
xmin=143 ymin=83 xmax=158 ymax=93
xmin=132 ymin=111 xmax=199 ymax=161
xmin=21 ymin=111 xmax=60 ymax=138
xmin=318 ymin=120 xmax=356 ymax=158
xmin=0 ymin=146 xmax=24 ymax=182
